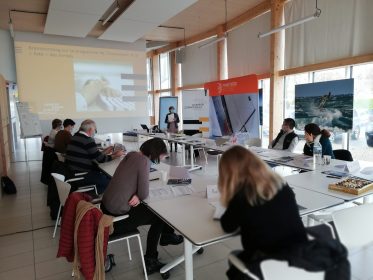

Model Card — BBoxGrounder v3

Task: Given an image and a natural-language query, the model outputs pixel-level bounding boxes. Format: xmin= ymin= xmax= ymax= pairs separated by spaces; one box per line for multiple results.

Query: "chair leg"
xmin=53 ymin=205 xmax=62 ymax=238
xmin=203 ymin=149 xmax=208 ymax=165
xmin=126 ymin=238 xmax=132 ymax=261
xmin=136 ymin=235 xmax=148 ymax=280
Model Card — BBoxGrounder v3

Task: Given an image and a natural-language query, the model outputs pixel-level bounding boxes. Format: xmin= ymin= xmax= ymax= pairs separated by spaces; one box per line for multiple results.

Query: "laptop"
xmin=167 ymin=166 xmax=192 ymax=185
xmin=215 ymin=138 xmax=229 ymax=146
xmin=140 ymin=124 xmax=149 ymax=132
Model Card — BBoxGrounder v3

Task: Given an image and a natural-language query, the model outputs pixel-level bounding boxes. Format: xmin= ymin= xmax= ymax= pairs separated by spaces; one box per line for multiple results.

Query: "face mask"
xmin=170 ymin=110 xmax=175 ymax=113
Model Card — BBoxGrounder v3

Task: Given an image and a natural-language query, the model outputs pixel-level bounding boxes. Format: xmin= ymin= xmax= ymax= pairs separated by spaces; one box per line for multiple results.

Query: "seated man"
xmin=47 ymin=118 xmax=62 ymax=148
xmin=65 ymin=119 xmax=124 ymax=194
xmin=54 ymin=118 xmax=75 ymax=154
xmin=269 ymin=118 xmax=299 ymax=152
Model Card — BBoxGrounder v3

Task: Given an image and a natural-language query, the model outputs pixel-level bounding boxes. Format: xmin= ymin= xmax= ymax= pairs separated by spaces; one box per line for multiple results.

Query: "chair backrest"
xmin=246 ymin=138 xmax=262 ymax=147
xmin=51 ymin=173 xmax=71 ymax=207
xmin=261 ymin=260 xmax=324 ymax=280
xmin=332 ymin=203 xmax=373 ymax=251
xmin=333 ymin=149 xmax=353 ymax=161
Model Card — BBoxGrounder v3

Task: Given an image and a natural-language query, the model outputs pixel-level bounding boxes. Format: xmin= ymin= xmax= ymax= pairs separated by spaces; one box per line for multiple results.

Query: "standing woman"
xmin=102 ymin=138 xmax=183 ymax=275
xmin=165 ymin=106 xmax=180 ymax=152
xmin=218 ymin=146 xmax=307 ymax=279
xmin=303 ymin=123 xmax=335 ymax=158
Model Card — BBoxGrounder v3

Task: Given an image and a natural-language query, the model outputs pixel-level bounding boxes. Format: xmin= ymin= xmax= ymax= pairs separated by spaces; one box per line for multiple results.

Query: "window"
xmin=313 ymin=67 xmax=348 ymax=83
xmin=349 ymin=63 xmax=373 ymax=161
xmin=159 ymin=53 xmax=171 ymax=90
xmin=259 ymin=79 xmax=270 ymax=148
xmin=146 ymin=58 xmax=153 ymax=91
xmin=148 ymin=93 xmax=154 ymax=117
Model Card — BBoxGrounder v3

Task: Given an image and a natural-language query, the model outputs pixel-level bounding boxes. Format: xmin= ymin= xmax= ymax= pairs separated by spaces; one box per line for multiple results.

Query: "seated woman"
xmin=102 ymin=138 xmax=183 ymax=275
xmin=303 ymin=123 xmax=335 ymax=158
xmin=218 ymin=146 xmax=307 ymax=279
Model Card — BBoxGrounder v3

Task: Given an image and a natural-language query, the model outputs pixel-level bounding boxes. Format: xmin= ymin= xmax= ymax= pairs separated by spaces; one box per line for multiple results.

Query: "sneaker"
xmin=145 ymin=257 xmax=165 ymax=275
xmin=159 ymin=233 xmax=184 ymax=246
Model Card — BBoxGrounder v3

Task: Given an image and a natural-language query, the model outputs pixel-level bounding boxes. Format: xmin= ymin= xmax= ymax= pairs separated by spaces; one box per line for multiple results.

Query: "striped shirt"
xmin=65 ymin=132 xmax=112 ymax=172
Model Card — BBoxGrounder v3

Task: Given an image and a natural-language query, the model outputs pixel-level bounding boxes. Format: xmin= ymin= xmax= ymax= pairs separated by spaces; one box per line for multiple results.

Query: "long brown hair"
xmin=218 ymin=146 xmax=283 ymax=207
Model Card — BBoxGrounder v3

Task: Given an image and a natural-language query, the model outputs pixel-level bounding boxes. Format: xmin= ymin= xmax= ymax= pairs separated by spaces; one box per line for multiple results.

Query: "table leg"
xmin=190 ymin=145 xmax=195 ymax=168
xmin=182 ymin=143 xmax=186 ymax=166
xmin=184 ymin=239 xmax=193 ymax=280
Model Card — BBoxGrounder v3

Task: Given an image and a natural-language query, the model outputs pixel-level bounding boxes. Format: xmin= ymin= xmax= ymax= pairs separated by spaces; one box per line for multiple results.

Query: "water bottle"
xmin=106 ymin=136 xmax=111 ymax=147
xmin=313 ymin=141 xmax=322 ymax=166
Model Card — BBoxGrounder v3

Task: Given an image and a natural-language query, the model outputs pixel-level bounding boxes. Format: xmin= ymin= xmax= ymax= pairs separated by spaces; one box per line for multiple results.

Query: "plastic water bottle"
xmin=313 ymin=142 xmax=322 ymax=166
xmin=106 ymin=136 xmax=111 ymax=147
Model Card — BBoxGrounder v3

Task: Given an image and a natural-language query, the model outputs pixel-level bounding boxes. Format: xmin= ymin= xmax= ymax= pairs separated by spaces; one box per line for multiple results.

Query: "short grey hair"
xmin=79 ymin=119 xmax=96 ymax=132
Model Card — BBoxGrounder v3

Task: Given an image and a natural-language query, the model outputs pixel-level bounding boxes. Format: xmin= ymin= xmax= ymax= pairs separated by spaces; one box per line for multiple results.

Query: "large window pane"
xmin=349 ymin=63 xmax=373 ymax=161
xmin=160 ymin=53 xmax=170 ymax=90
xmin=313 ymin=67 xmax=347 ymax=83
xmin=260 ymin=79 xmax=270 ymax=148
xmin=146 ymin=58 xmax=152 ymax=91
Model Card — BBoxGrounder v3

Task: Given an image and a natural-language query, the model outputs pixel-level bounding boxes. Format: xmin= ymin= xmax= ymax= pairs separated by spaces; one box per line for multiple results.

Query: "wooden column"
xmin=170 ymin=51 xmax=181 ymax=97
xmin=269 ymin=0 xmax=285 ymax=142
xmin=0 ymin=75 xmax=10 ymax=177
xmin=217 ymin=25 xmax=227 ymax=80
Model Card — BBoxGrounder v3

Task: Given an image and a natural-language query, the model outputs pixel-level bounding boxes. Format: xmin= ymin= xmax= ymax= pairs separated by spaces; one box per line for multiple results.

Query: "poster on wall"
xmin=205 ymin=75 xmax=259 ymax=138
xmin=159 ymin=97 xmax=178 ymax=131
xmin=295 ymin=79 xmax=354 ymax=132
xmin=182 ymin=90 xmax=209 ymax=136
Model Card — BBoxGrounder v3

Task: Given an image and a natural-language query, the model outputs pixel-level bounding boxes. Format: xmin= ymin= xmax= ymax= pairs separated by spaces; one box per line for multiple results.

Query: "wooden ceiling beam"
xmin=147 ymin=0 xmax=271 ymax=57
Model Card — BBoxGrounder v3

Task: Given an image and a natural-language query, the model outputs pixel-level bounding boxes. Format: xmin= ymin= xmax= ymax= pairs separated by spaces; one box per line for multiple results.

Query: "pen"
xmin=326 ymin=175 xmax=341 ymax=179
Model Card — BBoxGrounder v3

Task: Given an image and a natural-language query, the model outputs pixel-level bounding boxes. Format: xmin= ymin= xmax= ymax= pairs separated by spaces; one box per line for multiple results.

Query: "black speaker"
xmin=175 ymin=48 xmax=185 ymax=64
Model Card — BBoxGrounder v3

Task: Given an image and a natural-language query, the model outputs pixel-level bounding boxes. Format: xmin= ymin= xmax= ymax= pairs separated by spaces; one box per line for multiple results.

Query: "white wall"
xmin=0 ymin=29 xmax=17 ymax=82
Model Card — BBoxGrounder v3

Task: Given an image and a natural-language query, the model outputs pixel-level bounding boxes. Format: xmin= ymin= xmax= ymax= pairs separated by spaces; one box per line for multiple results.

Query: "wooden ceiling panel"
xmin=0 ymin=0 xmax=265 ymax=43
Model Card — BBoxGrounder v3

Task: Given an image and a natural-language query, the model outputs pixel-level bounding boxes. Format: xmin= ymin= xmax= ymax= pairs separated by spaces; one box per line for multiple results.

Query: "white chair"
xmin=186 ymin=133 xmax=208 ymax=165
xmin=51 ymin=173 xmax=97 ymax=238
xmin=261 ymin=260 xmax=324 ymax=280
xmin=228 ymin=254 xmax=324 ymax=280
xmin=332 ymin=203 xmax=373 ymax=252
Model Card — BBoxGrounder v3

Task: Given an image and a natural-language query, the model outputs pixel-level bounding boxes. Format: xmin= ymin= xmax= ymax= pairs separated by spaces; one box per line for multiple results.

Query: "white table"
xmin=285 ymin=170 xmax=373 ymax=201
xmin=99 ymin=158 xmax=346 ymax=279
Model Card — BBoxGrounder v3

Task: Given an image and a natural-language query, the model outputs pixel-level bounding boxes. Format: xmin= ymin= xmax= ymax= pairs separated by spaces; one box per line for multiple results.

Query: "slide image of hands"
xmin=74 ymin=61 xmax=137 ymax=112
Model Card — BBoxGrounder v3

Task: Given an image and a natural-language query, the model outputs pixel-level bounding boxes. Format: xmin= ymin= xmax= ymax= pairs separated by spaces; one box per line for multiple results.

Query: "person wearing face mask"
xmin=65 ymin=119 xmax=124 ymax=194
xmin=54 ymin=119 xmax=76 ymax=154
xmin=165 ymin=106 xmax=180 ymax=152
xmin=269 ymin=118 xmax=299 ymax=152
xmin=102 ymin=138 xmax=183 ymax=275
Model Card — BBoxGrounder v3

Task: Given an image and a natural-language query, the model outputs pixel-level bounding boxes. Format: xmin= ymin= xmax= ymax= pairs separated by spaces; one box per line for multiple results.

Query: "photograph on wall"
xmin=295 ymin=79 xmax=354 ymax=132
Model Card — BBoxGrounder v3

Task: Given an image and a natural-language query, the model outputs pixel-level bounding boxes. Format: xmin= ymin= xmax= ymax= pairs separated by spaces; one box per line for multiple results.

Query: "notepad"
xmin=207 ymin=185 xmax=226 ymax=219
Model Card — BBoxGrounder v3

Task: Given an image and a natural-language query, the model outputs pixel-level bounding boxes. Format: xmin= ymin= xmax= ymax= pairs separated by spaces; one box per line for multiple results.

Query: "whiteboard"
xmin=16 ymin=102 xmax=43 ymax=138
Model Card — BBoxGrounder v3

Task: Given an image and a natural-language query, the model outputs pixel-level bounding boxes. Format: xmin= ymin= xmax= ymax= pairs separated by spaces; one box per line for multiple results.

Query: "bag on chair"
xmin=1 ymin=176 xmax=17 ymax=194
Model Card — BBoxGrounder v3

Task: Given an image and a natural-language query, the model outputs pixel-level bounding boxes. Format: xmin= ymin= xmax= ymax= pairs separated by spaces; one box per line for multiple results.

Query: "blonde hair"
xmin=218 ymin=146 xmax=283 ymax=207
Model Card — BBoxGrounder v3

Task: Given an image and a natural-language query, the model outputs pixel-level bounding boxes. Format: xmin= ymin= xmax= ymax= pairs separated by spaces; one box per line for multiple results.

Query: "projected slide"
xmin=74 ymin=61 xmax=140 ymax=112
xmin=14 ymin=41 xmax=147 ymax=121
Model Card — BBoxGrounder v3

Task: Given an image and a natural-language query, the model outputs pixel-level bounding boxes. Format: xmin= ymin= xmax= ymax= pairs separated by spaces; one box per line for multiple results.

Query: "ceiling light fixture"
xmin=199 ymin=0 xmax=228 ymax=49
xmin=258 ymin=0 xmax=321 ymax=39
xmin=102 ymin=0 xmax=120 ymax=26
